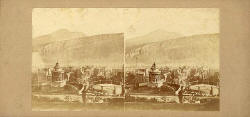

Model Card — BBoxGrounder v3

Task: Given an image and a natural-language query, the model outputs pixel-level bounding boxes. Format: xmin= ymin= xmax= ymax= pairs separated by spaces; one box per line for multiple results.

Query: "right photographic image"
xmin=124 ymin=8 xmax=220 ymax=111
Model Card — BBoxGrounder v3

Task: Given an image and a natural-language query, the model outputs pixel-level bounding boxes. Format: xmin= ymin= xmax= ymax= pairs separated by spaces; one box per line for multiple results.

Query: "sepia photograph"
xmin=32 ymin=8 xmax=219 ymax=111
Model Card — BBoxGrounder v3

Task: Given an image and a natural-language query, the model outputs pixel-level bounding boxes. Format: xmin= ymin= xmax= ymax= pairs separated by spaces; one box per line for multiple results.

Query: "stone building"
xmin=51 ymin=62 xmax=66 ymax=87
xmin=148 ymin=62 xmax=164 ymax=88
xmin=149 ymin=62 xmax=161 ymax=83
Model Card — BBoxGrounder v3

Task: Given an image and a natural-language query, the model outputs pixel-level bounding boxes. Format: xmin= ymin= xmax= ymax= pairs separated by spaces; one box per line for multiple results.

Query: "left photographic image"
xmin=32 ymin=8 xmax=125 ymax=111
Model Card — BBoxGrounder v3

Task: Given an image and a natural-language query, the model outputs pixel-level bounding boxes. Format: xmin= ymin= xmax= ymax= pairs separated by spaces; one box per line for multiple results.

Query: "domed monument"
xmin=148 ymin=62 xmax=163 ymax=88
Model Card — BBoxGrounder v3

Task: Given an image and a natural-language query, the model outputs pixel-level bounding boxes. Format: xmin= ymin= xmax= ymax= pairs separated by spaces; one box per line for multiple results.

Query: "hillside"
xmin=126 ymin=29 xmax=182 ymax=47
xmin=33 ymin=33 xmax=124 ymax=66
xmin=125 ymin=33 xmax=219 ymax=67
xmin=33 ymin=29 xmax=86 ymax=51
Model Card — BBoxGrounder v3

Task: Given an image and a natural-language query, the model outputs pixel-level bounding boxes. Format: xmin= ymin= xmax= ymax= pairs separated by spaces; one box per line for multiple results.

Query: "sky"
xmin=32 ymin=8 xmax=219 ymax=39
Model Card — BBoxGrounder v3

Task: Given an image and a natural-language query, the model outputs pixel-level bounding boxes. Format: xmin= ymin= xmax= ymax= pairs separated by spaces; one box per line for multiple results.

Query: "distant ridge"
xmin=126 ymin=29 xmax=183 ymax=47
xmin=33 ymin=29 xmax=86 ymax=51
xmin=33 ymin=32 xmax=124 ymax=66
xmin=126 ymin=33 xmax=219 ymax=68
